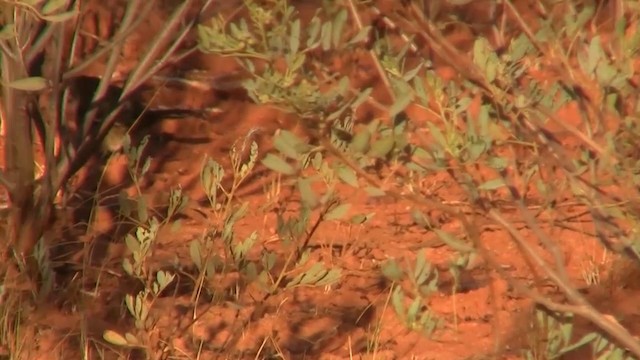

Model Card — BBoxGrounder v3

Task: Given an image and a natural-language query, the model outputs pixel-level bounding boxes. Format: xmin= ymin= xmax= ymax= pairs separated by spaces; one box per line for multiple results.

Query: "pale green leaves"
xmin=287 ymin=262 xmax=341 ymax=288
xmin=382 ymin=251 xmax=440 ymax=336
xmin=578 ymin=36 xmax=629 ymax=90
xmin=201 ymin=157 xmax=225 ymax=209
xmin=508 ymin=33 xmax=535 ymax=63
xmin=472 ymin=37 xmax=501 ymax=83
xmin=103 ymin=330 xmax=141 ymax=348
xmin=124 ymin=135 xmax=151 ymax=183
xmin=523 ymin=309 xmax=632 ymax=360
xmin=125 ymin=292 xmax=150 ymax=330
xmin=152 ymin=270 xmax=175 ymax=296
xmin=198 ymin=16 xmax=255 ymax=55
xmin=123 ymin=218 xmax=159 ymax=279
xmin=167 ymin=186 xmax=189 ymax=220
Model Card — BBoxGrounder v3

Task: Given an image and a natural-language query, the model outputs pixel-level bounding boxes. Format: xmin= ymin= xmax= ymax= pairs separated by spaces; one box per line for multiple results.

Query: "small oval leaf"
xmin=368 ymin=136 xmax=395 ymax=158
xmin=103 ymin=330 xmax=128 ymax=346
xmin=262 ymin=154 xmax=295 ymax=175
xmin=478 ymin=178 xmax=507 ymax=191
xmin=324 ymin=203 xmax=351 ymax=221
xmin=336 ymin=165 xmax=358 ymax=187
xmin=350 ymin=129 xmax=371 ymax=153
xmin=298 ymin=177 xmax=318 ymax=208
xmin=8 ymin=77 xmax=49 ymax=91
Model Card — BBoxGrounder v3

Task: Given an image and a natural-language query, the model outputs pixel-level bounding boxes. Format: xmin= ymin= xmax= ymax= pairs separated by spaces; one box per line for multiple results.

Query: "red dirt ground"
xmin=3 ymin=1 xmax=640 ymax=360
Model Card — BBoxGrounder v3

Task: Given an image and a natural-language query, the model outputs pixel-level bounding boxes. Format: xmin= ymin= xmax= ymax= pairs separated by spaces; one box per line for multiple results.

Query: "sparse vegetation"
xmin=2 ymin=0 xmax=640 ymax=359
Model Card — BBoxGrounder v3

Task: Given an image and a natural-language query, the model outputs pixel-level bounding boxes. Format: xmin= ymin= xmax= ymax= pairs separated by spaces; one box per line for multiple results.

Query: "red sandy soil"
xmin=3 ymin=1 xmax=640 ymax=359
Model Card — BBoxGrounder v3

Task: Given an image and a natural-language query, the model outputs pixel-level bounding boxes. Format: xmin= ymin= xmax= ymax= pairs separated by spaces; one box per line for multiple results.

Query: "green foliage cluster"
xmin=2 ymin=0 xmax=640 ymax=359
xmin=197 ymin=0 xmax=640 ymax=358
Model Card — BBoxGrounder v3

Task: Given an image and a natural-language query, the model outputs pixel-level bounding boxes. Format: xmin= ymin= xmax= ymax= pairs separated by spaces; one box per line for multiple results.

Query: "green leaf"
xmin=487 ymin=156 xmax=508 ymax=170
xmin=288 ymin=263 xmax=324 ymax=287
xmin=364 ymin=186 xmax=386 ymax=197
xmin=7 ymin=76 xmax=49 ymax=91
xmin=315 ymin=267 xmax=341 ymax=286
xmin=156 ymin=270 xmax=174 ymax=290
xmin=407 ymin=297 xmax=421 ymax=323
xmin=41 ymin=10 xmax=77 ymax=23
xmin=485 ymin=58 xmax=498 ymax=83
xmin=118 ymin=191 xmax=133 ymax=218
xmin=335 ymin=165 xmax=358 ymax=187
xmin=410 ymin=209 xmax=431 ymax=228
xmin=122 ymin=258 xmax=133 ymax=276
xmin=391 ymin=286 xmax=405 ymax=316
xmin=594 ymin=336 xmax=609 ymax=352
xmin=388 ymin=89 xmax=414 ymax=119
xmin=190 ymin=240 xmax=202 ymax=270
xmin=350 ymin=212 xmax=374 ymax=225
xmin=136 ymin=196 xmax=148 ymax=223
xmin=559 ymin=332 xmax=598 ymax=355
xmin=351 ymin=87 xmax=373 ymax=110
xmin=368 ymin=136 xmax=395 ymax=158
xmin=320 ymin=21 xmax=332 ymax=51
xmin=587 ymin=36 xmax=604 ymax=75
xmin=306 ymin=16 xmax=322 ymax=48
xmin=509 ymin=34 xmax=533 ymax=62
xmin=595 ymin=63 xmax=618 ymax=85
xmin=324 ymin=203 xmax=351 ymax=221
xmin=170 ymin=219 xmax=182 ymax=233
xmin=466 ymin=142 xmax=486 ymax=162
xmin=296 ymin=249 xmax=311 ymax=267
xmin=273 ymin=130 xmax=310 ymax=159
xmin=381 ymin=259 xmax=403 ymax=282
xmin=124 ymin=332 xmax=139 ymax=346
xmin=477 ymin=104 xmax=490 ymax=136
xmin=125 ymin=234 xmax=140 ymax=253
xmin=478 ymin=178 xmax=507 ymax=191
xmin=473 ymin=37 xmax=489 ymax=68
xmin=350 ymin=128 xmax=371 ymax=153
xmin=297 ymin=177 xmax=318 ymax=208
xmin=103 ymin=330 xmax=128 ymax=347
xmin=332 ymin=9 xmax=347 ymax=48
xmin=289 ymin=19 xmax=301 ymax=54
xmin=403 ymin=62 xmax=423 ymax=82
xmin=413 ymin=250 xmax=432 ymax=284
xmin=348 ymin=25 xmax=372 ymax=46
xmin=413 ymin=77 xmax=429 ymax=105
xmin=262 ymin=251 xmax=277 ymax=271
xmin=433 ymin=229 xmax=473 ymax=253
xmin=262 ymin=154 xmax=295 ymax=175
xmin=568 ymin=6 xmax=595 ymax=35
xmin=455 ymin=97 xmax=473 ymax=115
xmin=427 ymin=122 xmax=447 ymax=149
